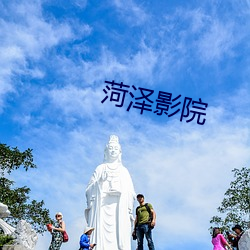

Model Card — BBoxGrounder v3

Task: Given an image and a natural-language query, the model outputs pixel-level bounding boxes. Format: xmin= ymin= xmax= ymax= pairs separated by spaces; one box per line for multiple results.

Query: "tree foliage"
xmin=0 ymin=234 xmax=14 ymax=246
xmin=0 ymin=143 xmax=52 ymax=233
xmin=0 ymin=144 xmax=36 ymax=175
xmin=210 ymin=167 xmax=250 ymax=232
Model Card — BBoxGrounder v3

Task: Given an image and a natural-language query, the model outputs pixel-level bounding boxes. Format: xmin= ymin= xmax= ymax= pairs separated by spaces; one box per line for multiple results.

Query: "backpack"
xmin=136 ymin=203 xmax=154 ymax=229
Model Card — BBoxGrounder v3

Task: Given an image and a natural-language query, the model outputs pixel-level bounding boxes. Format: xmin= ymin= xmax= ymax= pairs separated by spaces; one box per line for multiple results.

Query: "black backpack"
xmin=136 ymin=203 xmax=154 ymax=229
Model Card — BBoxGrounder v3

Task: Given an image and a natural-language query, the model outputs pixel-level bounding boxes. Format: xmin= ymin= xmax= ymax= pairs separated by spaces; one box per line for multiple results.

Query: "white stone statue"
xmin=13 ymin=220 xmax=38 ymax=250
xmin=239 ymin=229 xmax=250 ymax=250
xmin=85 ymin=135 xmax=136 ymax=250
xmin=0 ymin=203 xmax=11 ymax=218
xmin=0 ymin=203 xmax=37 ymax=250
xmin=0 ymin=202 xmax=15 ymax=235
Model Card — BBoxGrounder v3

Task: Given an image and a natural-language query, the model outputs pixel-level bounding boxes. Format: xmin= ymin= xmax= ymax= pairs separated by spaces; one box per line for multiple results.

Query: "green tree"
xmin=0 ymin=143 xmax=52 ymax=233
xmin=210 ymin=167 xmax=250 ymax=232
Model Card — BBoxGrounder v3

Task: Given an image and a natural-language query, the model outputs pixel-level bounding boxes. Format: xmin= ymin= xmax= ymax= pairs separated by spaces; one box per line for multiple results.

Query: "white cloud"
xmin=158 ymin=7 xmax=241 ymax=67
xmin=47 ymin=84 xmax=126 ymax=122
xmin=1 ymin=2 xmax=73 ymax=58
xmin=0 ymin=1 xmax=74 ymax=110
xmin=128 ymin=42 xmax=158 ymax=84
xmin=196 ymin=20 xmax=235 ymax=63
xmin=79 ymin=45 xmax=158 ymax=86
xmin=73 ymin=0 xmax=87 ymax=9
xmin=49 ymin=85 xmax=96 ymax=117
xmin=112 ymin=0 xmax=148 ymax=26
xmin=189 ymin=8 xmax=210 ymax=33
xmin=81 ymin=47 xmax=128 ymax=84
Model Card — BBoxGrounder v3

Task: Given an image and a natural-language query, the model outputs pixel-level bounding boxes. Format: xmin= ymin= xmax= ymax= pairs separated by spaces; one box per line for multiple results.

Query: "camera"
xmin=132 ymin=231 xmax=137 ymax=240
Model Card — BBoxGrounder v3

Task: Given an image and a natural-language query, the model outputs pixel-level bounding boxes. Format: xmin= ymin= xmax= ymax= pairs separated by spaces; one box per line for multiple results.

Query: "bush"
xmin=0 ymin=234 xmax=14 ymax=247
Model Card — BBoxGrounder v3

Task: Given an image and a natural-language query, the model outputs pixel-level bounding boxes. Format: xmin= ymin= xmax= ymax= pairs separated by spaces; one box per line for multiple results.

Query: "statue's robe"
xmin=85 ymin=163 xmax=136 ymax=250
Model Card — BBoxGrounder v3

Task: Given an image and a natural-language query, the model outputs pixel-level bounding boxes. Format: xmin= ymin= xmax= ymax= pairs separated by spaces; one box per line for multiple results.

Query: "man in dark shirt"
xmin=230 ymin=224 xmax=244 ymax=250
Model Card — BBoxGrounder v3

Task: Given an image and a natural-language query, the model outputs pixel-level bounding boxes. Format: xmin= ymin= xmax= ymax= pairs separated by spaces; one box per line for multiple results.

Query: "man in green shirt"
xmin=133 ymin=194 xmax=156 ymax=250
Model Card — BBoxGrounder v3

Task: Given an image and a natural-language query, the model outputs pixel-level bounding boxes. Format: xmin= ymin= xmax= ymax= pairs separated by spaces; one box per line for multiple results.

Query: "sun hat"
xmin=55 ymin=212 xmax=63 ymax=218
xmin=84 ymin=227 xmax=95 ymax=234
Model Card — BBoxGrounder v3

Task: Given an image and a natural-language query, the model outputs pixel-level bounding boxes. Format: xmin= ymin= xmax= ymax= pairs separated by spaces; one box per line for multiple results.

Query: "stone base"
xmin=1 ymin=245 xmax=26 ymax=250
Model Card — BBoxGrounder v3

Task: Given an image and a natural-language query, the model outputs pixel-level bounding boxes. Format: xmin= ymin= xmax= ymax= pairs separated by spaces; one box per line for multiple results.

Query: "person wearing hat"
xmin=48 ymin=212 xmax=66 ymax=250
xmin=230 ymin=225 xmax=244 ymax=250
xmin=79 ymin=227 xmax=96 ymax=250
xmin=133 ymin=194 xmax=156 ymax=250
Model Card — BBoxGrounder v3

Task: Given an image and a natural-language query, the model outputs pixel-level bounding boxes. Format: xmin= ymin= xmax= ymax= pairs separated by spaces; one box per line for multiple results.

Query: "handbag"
xmin=46 ymin=224 xmax=52 ymax=232
xmin=62 ymin=231 xmax=69 ymax=242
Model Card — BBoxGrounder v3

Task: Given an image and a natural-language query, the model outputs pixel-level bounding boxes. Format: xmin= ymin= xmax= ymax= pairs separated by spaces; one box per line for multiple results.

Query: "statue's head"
xmin=0 ymin=202 xmax=10 ymax=218
xmin=104 ymin=135 xmax=122 ymax=163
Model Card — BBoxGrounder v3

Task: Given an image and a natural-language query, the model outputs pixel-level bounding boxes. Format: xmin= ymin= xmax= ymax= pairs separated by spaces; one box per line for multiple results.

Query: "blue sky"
xmin=1 ymin=0 xmax=250 ymax=249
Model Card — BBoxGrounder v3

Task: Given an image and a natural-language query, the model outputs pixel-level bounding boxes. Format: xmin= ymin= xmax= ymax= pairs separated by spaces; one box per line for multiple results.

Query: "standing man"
xmin=230 ymin=225 xmax=244 ymax=250
xmin=133 ymin=194 xmax=156 ymax=250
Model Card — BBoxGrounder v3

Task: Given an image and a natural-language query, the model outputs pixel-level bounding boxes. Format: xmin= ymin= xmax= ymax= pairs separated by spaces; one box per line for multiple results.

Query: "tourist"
xmin=211 ymin=227 xmax=232 ymax=250
xmin=231 ymin=225 xmax=244 ymax=250
xmin=48 ymin=212 xmax=66 ymax=250
xmin=133 ymin=194 xmax=156 ymax=250
xmin=79 ymin=227 xmax=96 ymax=250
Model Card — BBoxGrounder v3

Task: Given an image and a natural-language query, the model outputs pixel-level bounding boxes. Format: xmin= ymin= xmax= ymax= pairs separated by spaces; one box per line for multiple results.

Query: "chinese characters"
xmin=101 ymin=80 xmax=208 ymax=125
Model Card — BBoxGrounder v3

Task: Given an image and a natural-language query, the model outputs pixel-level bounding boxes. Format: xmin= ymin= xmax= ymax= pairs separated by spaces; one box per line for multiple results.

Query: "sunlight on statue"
xmin=239 ymin=229 xmax=250 ymax=250
xmin=0 ymin=203 xmax=38 ymax=250
xmin=0 ymin=202 xmax=15 ymax=235
xmin=85 ymin=135 xmax=136 ymax=250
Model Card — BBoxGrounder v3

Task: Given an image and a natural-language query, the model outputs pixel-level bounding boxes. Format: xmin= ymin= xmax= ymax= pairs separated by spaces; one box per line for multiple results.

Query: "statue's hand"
xmin=88 ymin=201 xmax=93 ymax=208
xmin=129 ymin=213 xmax=135 ymax=222
xmin=86 ymin=195 xmax=95 ymax=208
xmin=101 ymin=171 xmax=108 ymax=181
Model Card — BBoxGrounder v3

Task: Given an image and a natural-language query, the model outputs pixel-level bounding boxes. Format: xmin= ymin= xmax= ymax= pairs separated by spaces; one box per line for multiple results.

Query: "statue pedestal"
xmin=1 ymin=245 xmax=26 ymax=250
